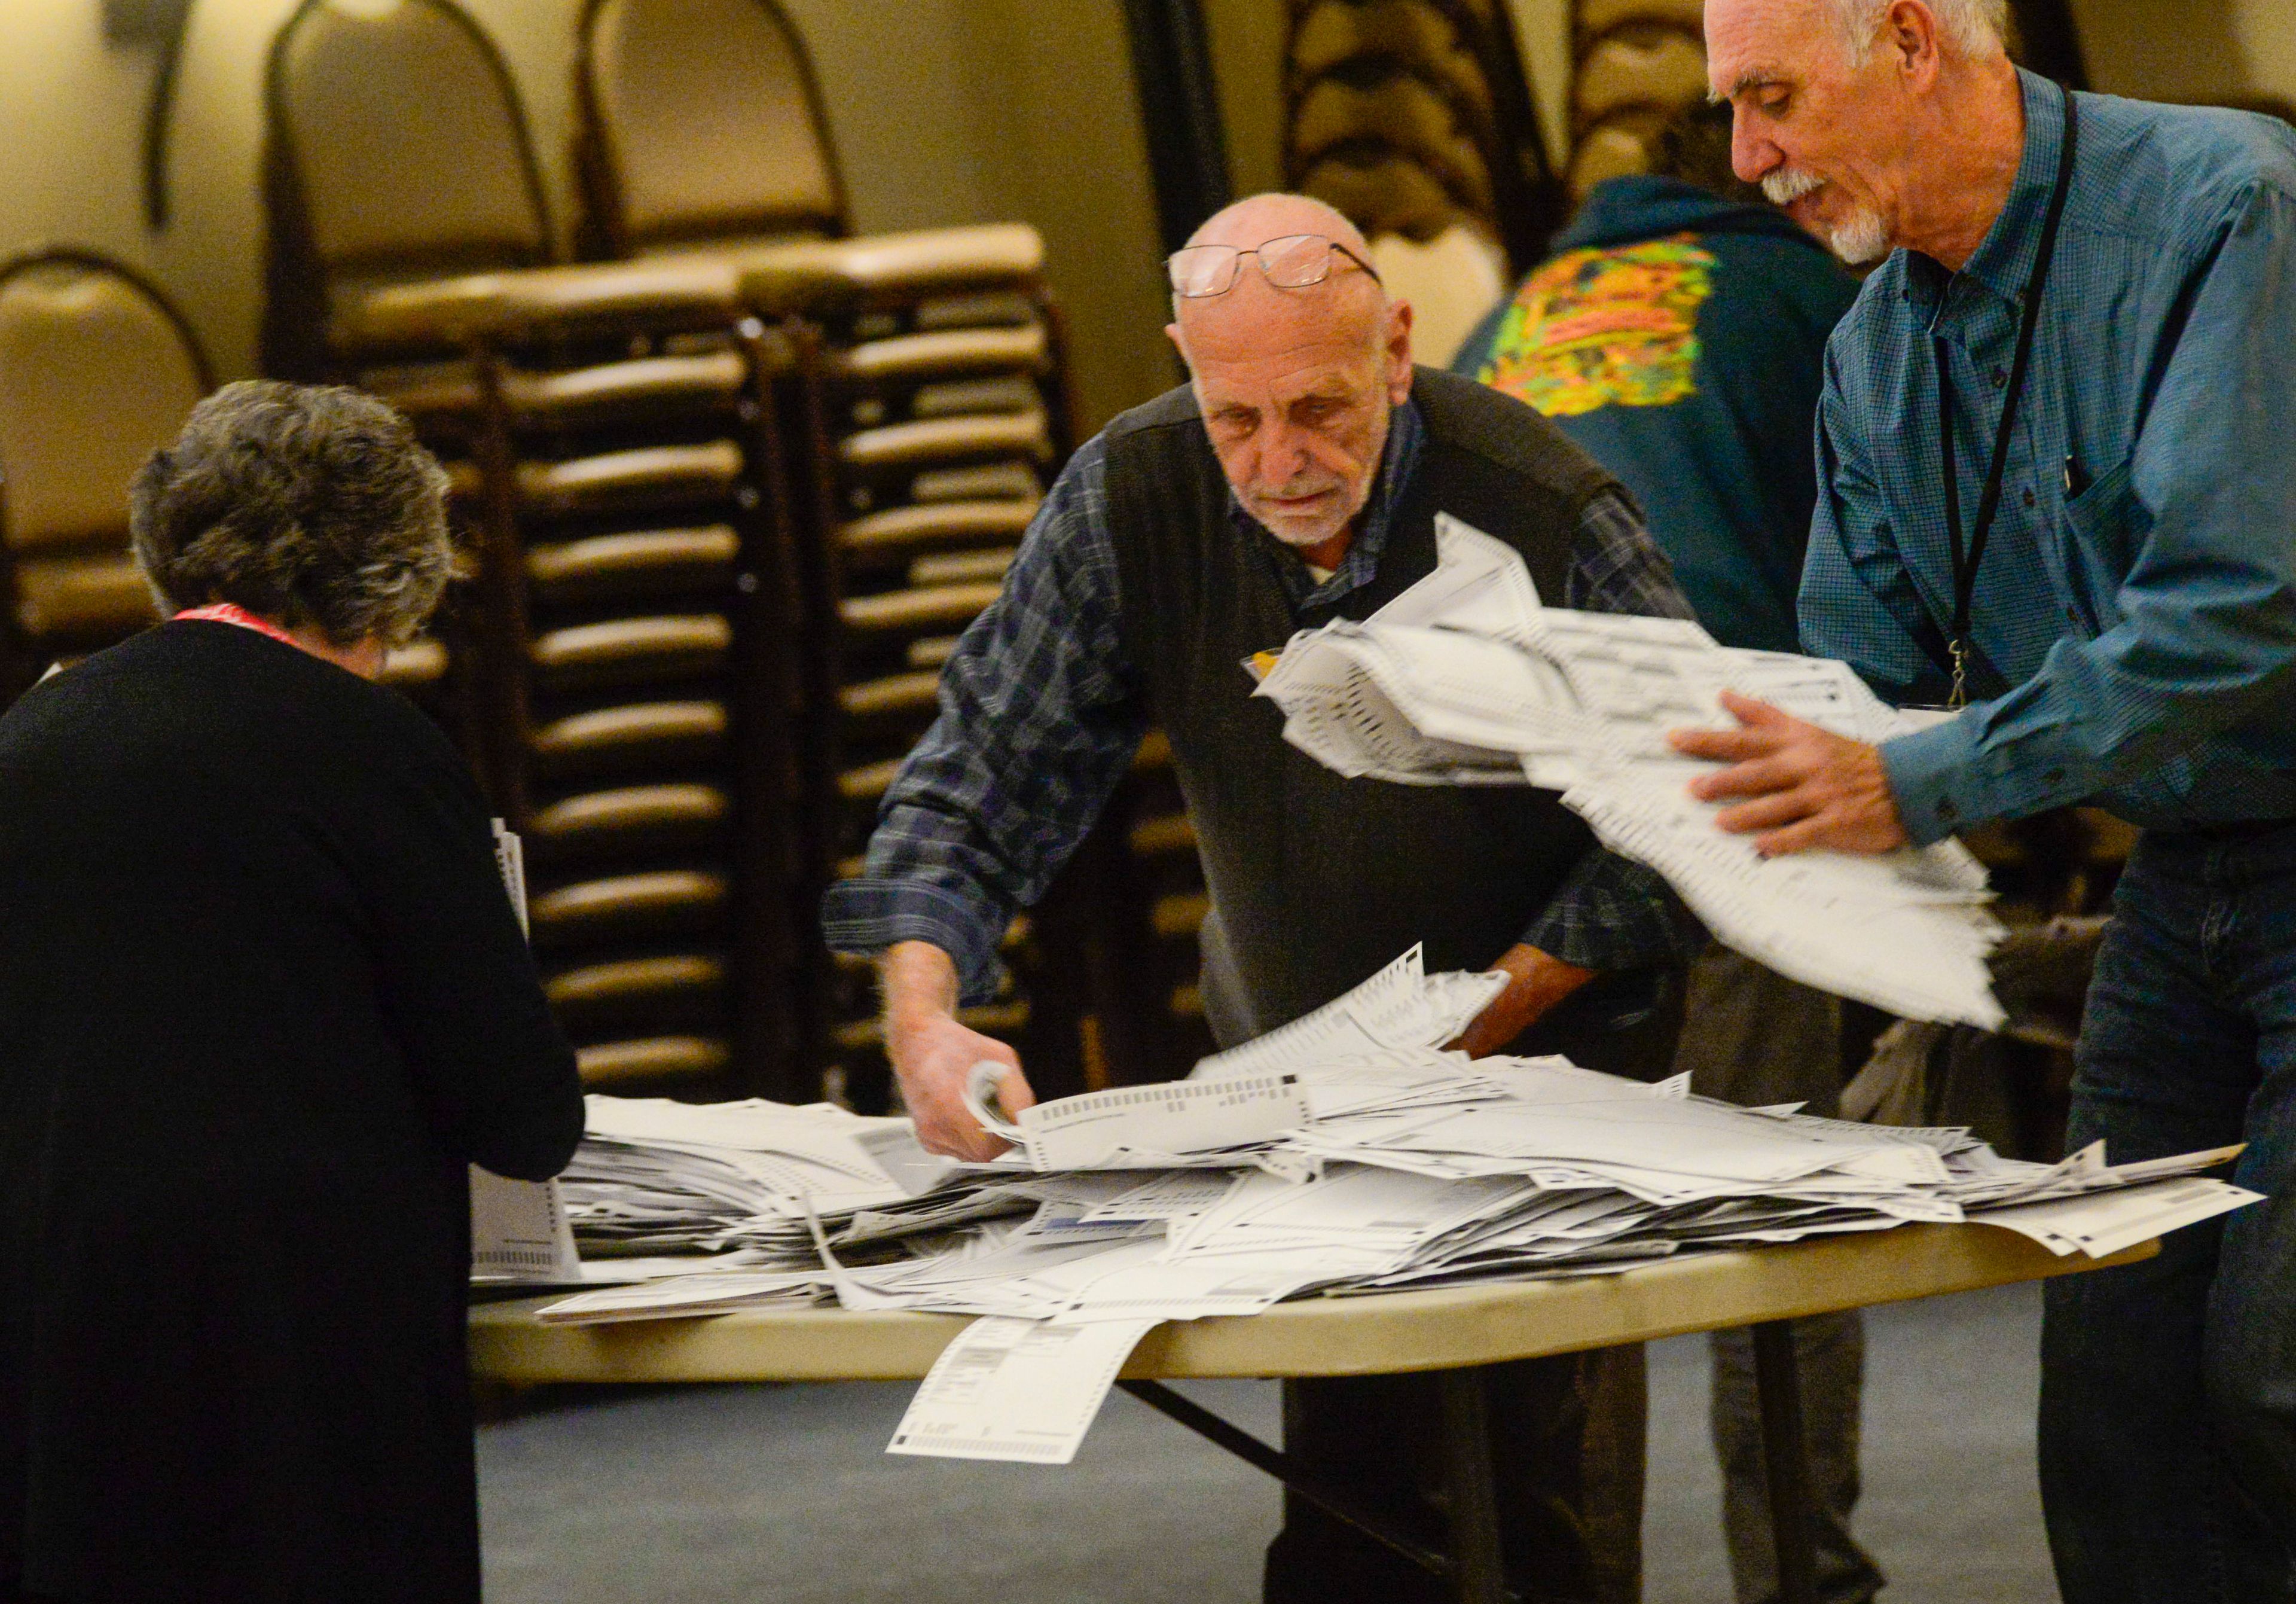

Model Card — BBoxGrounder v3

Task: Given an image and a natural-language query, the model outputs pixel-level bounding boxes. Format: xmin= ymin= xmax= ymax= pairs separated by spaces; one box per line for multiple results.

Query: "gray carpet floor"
xmin=479 ymin=1280 xmax=2057 ymax=1603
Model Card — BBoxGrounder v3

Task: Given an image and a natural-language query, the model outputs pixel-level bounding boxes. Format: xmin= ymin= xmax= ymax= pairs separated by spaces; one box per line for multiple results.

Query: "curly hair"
xmin=130 ymin=380 xmax=452 ymax=647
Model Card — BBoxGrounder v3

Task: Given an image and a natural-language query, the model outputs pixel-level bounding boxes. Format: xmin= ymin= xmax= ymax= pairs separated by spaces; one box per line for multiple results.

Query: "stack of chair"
xmin=1281 ymin=0 xmax=1556 ymax=363
xmin=1289 ymin=0 xmax=1503 ymax=243
xmin=1566 ymin=0 xmax=1709 ymax=197
xmin=572 ymin=0 xmax=1090 ymax=1110
xmin=263 ymin=0 xmax=1100 ymax=1108
xmin=0 ymin=249 xmax=453 ymax=715
xmin=267 ymin=0 xmax=801 ymax=1101
xmin=0 ymin=252 xmax=209 ymax=701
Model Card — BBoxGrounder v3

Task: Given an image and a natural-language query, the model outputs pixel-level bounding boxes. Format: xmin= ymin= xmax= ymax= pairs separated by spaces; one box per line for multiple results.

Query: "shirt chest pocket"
xmin=2058 ymin=455 xmax=2148 ymax=633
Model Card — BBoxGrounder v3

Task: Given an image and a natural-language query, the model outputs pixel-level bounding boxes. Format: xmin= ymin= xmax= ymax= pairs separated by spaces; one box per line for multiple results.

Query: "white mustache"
xmin=1763 ymin=168 xmax=1825 ymax=205
xmin=1253 ymin=478 xmax=1341 ymax=505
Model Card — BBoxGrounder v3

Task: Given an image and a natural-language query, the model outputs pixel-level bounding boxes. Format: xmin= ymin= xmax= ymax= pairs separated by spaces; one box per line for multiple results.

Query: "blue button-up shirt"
xmin=1802 ymin=70 xmax=2296 ymax=843
xmin=823 ymin=397 xmax=1701 ymax=1005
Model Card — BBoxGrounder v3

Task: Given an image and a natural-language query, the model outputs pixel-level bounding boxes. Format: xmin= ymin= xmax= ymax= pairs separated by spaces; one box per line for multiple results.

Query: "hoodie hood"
xmin=1552 ymin=174 xmax=1825 ymax=255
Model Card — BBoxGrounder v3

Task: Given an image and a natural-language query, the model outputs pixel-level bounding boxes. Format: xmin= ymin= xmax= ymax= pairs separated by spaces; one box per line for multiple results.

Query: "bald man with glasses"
xmin=825 ymin=193 xmax=1702 ymax=1603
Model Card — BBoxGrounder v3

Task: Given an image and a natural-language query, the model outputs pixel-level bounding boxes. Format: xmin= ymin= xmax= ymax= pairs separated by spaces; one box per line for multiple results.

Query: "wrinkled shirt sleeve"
xmin=1874 ymin=182 xmax=2296 ymax=842
xmin=820 ymin=440 xmax=1148 ymax=1005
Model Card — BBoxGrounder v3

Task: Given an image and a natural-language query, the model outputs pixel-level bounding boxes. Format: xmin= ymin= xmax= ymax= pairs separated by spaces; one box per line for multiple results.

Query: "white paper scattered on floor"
xmin=1252 ymin=515 xmax=2007 ymax=1027
xmin=887 ymin=1315 xmax=1158 ymax=1464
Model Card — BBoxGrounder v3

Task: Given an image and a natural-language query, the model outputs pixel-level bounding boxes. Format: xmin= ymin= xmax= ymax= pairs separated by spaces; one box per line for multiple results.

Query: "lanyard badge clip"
xmin=1934 ymin=81 xmax=2080 ymax=719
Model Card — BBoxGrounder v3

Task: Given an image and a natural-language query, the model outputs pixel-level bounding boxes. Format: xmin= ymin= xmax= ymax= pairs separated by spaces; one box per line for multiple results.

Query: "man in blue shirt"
xmin=1683 ymin=1 xmax=2296 ymax=1597
xmin=1455 ymin=103 xmax=1882 ymax=1604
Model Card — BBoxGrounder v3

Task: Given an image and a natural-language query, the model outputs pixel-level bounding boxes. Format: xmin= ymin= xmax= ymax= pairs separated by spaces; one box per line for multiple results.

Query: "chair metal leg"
xmin=1750 ymin=1319 xmax=1820 ymax=1604
xmin=1437 ymin=1367 xmax=1509 ymax=1604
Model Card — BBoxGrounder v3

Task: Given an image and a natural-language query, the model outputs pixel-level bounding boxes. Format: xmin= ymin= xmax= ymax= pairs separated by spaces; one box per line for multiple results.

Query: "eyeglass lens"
xmin=1167 ymin=234 xmax=1338 ymax=297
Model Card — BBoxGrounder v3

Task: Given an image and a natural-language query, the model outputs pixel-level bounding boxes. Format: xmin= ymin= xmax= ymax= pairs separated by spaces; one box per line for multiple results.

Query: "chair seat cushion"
xmin=575 ymin=1034 xmax=730 ymax=1084
xmin=11 ymin=553 xmax=156 ymax=645
xmin=735 ymin=224 xmax=1043 ymax=316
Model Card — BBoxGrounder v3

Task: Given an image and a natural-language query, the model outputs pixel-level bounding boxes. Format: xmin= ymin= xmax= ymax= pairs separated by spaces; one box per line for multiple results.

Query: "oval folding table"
xmin=473 ymin=1222 xmax=2151 ymax=1604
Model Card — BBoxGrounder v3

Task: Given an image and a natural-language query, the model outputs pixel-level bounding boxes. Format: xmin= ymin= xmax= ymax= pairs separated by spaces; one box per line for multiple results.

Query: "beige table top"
xmin=471 ymin=1224 xmax=2152 ymax=1386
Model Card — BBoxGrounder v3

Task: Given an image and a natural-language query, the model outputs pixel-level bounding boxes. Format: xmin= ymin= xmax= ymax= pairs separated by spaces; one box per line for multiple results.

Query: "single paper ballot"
xmin=470 ymin=1166 xmax=580 ymax=1283
xmin=537 ymin=1268 xmax=828 ymax=1325
xmin=887 ymin=1316 xmax=1158 ymax=1464
xmin=969 ymin=1064 xmax=1312 ymax=1170
xmin=1976 ymin=1177 xmax=2266 ymax=1258
xmin=491 ymin=818 xmax=530 ymax=938
xmin=1192 ymin=944 xmax=1505 ymax=1080
xmin=469 ymin=819 xmax=580 ymax=1284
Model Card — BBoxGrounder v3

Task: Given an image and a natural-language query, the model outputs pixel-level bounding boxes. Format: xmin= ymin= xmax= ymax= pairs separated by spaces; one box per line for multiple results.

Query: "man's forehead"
xmin=1183 ymin=290 xmax=1373 ymax=358
xmin=1706 ymin=0 xmax=1830 ymax=92
xmin=1189 ymin=336 xmax=1378 ymax=405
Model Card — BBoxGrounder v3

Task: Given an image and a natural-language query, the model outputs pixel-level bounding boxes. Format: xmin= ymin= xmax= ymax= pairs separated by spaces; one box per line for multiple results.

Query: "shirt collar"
xmin=1907 ymin=68 xmax=2070 ymax=318
xmin=1232 ymin=397 xmax=1424 ymax=609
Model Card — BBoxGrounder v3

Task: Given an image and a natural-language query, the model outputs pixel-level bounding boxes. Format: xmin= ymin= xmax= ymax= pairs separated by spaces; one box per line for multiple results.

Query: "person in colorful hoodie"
xmin=1455 ymin=101 xmax=1878 ymax=1604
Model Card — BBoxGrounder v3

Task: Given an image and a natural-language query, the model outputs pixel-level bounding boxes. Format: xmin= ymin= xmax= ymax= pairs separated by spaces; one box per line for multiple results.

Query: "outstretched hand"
xmin=1667 ymin=690 xmax=1910 ymax=857
xmin=887 ymin=1011 xmax=1037 ymax=1161
xmin=880 ymin=941 xmax=1039 ymax=1161
xmin=1442 ymin=944 xmax=1595 ymax=1058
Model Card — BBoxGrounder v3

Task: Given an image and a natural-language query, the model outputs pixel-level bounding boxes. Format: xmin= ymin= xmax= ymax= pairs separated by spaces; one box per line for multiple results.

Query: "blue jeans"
xmin=2041 ymin=825 xmax=2296 ymax=1603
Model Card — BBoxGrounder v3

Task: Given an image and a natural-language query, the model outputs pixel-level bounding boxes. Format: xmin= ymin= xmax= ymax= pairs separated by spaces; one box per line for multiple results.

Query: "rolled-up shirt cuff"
xmin=820 ymin=877 xmax=1009 ymax=1007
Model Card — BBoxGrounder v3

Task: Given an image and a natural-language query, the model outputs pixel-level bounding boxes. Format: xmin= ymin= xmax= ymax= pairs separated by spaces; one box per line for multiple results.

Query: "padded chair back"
xmin=581 ymin=0 xmax=844 ymax=255
xmin=270 ymin=0 xmax=551 ymax=280
xmin=1574 ymin=25 xmax=1709 ymax=125
xmin=1577 ymin=0 xmax=1705 ymax=35
xmin=0 ymin=254 xmax=208 ymax=554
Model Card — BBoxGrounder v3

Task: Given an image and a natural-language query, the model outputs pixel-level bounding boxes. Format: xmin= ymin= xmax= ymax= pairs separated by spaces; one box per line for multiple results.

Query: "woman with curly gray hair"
xmin=129 ymin=377 xmax=457 ymax=672
xmin=0 ymin=381 xmax=581 ymax=1604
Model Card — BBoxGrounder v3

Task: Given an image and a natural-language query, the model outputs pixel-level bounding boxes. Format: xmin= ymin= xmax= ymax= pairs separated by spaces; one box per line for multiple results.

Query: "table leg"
xmin=1437 ymin=1367 xmax=1508 ymax=1604
xmin=1750 ymin=1319 xmax=1819 ymax=1604
xmin=1116 ymin=1379 xmax=1454 ymax=1579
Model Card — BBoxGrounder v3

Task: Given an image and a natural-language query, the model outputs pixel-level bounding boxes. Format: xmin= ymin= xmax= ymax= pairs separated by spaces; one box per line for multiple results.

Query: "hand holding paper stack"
xmin=1251 ymin=514 xmax=2007 ymax=1027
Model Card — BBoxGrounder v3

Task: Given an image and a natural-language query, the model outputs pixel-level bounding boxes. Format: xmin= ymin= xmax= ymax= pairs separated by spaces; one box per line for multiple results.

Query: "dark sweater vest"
xmin=1103 ymin=366 xmax=1623 ymax=1047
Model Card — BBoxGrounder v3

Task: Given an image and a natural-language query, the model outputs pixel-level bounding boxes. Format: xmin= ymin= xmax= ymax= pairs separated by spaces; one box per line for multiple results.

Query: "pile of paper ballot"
xmin=1250 ymin=514 xmax=2007 ymax=1027
xmin=535 ymin=946 xmax=2262 ymax=1465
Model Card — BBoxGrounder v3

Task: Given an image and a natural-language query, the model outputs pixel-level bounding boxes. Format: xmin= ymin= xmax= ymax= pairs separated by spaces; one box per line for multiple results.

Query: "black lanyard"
xmin=1934 ymin=81 xmax=2081 ymax=708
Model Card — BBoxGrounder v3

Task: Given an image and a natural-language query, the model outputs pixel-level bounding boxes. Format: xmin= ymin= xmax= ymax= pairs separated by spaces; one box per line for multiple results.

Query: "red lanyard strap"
xmin=173 ymin=602 xmax=303 ymax=649
xmin=1935 ymin=80 xmax=2081 ymax=709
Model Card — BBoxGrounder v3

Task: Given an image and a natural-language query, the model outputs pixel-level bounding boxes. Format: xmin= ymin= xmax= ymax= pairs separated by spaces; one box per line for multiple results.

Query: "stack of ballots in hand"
xmin=539 ymin=946 xmax=2261 ymax=1463
xmin=1251 ymin=513 xmax=2008 ymax=1028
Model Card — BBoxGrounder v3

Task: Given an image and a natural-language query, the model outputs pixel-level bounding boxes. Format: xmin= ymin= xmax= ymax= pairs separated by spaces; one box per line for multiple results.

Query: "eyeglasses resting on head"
xmin=1166 ymin=233 xmax=1385 ymax=299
